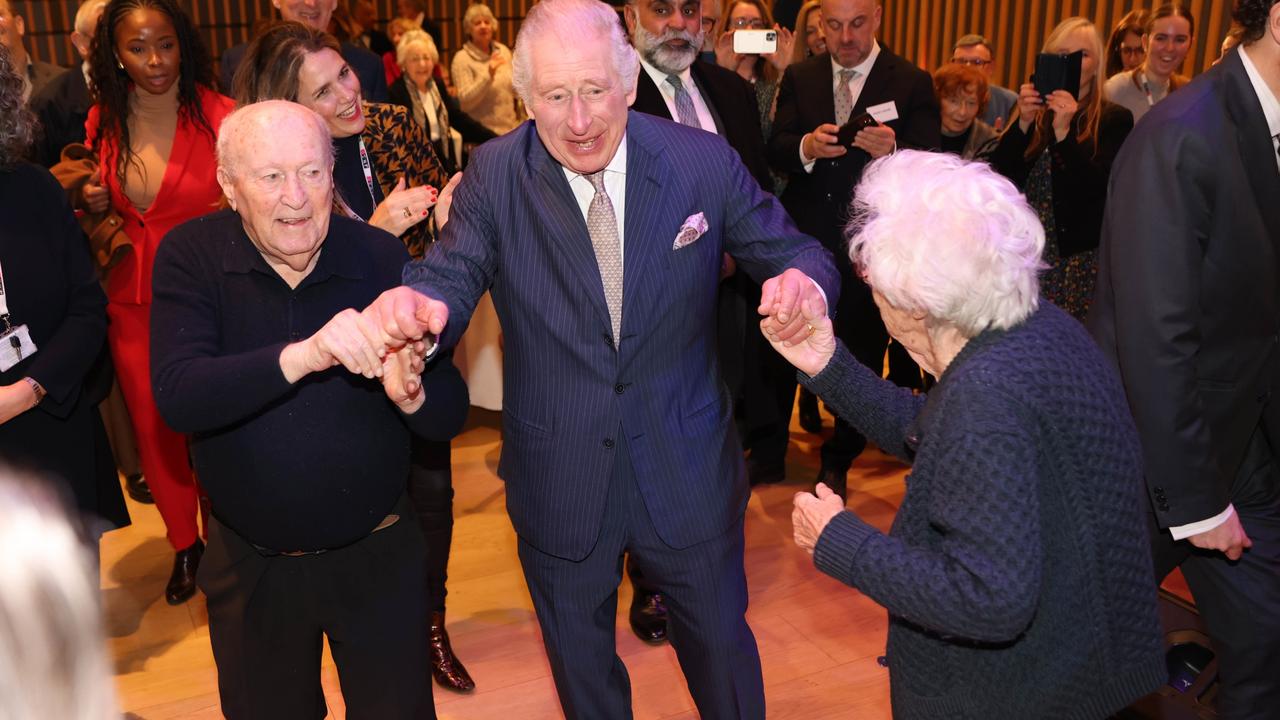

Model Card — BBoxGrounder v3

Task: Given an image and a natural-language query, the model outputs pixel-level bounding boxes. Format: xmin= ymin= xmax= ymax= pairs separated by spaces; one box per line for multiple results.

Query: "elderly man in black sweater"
xmin=150 ymin=100 xmax=466 ymax=720
xmin=769 ymin=151 xmax=1165 ymax=719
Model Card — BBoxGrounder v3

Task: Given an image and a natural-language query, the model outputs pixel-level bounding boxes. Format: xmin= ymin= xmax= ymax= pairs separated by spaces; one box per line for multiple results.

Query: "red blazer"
xmin=86 ymin=85 xmax=233 ymax=305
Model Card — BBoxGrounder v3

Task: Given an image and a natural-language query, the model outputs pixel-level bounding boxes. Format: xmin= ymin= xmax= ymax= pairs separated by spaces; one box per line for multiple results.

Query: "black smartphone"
xmin=1032 ymin=50 xmax=1083 ymax=99
xmin=836 ymin=111 xmax=877 ymax=147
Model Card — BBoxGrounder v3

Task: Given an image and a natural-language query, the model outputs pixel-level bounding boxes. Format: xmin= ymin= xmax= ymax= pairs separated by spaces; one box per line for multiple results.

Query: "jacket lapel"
xmin=632 ymin=70 xmax=675 ymax=122
xmin=852 ymin=49 xmax=893 ymax=116
xmin=620 ymin=112 xmax=671 ymax=342
xmin=1223 ymin=50 xmax=1280 ymax=250
xmin=524 ymin=129 xmax=613 ymax=333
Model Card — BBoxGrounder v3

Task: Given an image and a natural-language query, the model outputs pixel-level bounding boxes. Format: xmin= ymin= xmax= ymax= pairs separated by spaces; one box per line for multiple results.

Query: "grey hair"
xmin=397 ymin=28 xmax=439 ymax=68
xmin=847 ymin=150 xmax=1044 ymax=337
xmin=0 ymin=471 xmax=117 ymax=720
xmin=0 ymin=44 xmax=34 ymax=168
xmin=511 ymin=0 xmax=640 ymax=107
xmin=216 ymin=100 xmax=335 ymax=178
xmin=463 ymin=3 xmax=498 ymax=38
xmin=74 ymin=0 xmax=107 ymax=35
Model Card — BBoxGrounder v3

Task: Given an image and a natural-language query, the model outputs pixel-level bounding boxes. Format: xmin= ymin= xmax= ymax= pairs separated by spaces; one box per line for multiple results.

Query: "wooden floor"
xmin=102 ymin=405 xmax=908 ymax=719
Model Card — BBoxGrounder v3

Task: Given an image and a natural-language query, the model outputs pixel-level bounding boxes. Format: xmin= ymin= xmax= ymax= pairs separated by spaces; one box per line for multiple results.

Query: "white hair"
xmin=396 ymin=29 xmax=439 ymax=69
xmin=847 ymin=150 xmax=1044 ymax=337
xmin=74 ymin=0 xmax=107 ymax=36
xmin=462 ymin=3 xmax=498 ymax=38
xmin=0 ymin=472 xmax=116 ymax=720
xmin=511 ymin=0 xmax=640 ymax=107
xmin=216 ymin=100 xmax=334 ymax=179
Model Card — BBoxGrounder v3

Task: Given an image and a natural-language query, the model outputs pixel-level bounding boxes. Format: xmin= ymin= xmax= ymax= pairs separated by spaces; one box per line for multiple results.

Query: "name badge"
xmin=866 ymin=101 xmax=900 ymax=124
xmin=0 ymin=324 xmax=37 ymax=373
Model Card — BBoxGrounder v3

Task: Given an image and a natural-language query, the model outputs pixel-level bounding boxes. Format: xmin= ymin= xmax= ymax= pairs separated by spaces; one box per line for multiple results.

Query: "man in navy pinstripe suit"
xmin=365 ymin=0 xmax=838 ymax=715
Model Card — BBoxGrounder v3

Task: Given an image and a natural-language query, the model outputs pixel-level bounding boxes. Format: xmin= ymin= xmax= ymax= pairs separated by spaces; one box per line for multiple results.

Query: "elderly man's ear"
xmin=216 ymin=168 xmax=238 ymax=212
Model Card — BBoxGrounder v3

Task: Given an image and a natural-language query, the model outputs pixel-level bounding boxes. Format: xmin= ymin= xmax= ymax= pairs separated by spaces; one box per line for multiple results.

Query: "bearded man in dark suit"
xmin=1089 ymin=1 xmax=1280 ymax=716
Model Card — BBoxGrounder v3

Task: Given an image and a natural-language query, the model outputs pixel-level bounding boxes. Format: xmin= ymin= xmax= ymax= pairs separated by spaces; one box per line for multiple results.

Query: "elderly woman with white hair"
xmin=450 ymin=3 xmax=523 ymax=134
xmin=766 ymin=150 xmax=1165 ymax=718
xmin=389 ymin=30 xmax=496 ymax=173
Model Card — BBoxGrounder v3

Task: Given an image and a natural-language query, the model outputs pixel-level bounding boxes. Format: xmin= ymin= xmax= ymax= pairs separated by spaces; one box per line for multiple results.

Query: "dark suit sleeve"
xmin=717 ymin=139 xmax=840 ymax=307
xmin=767 ymin=65 xmax=808 ymax=175
xmin=1098 ymin=117 xmax=1229 ymax=527
xmin=402 ymin=146 xmax=499 ymax=349
xmin=894 ymin=67 xmax=941 ymax=151
xmin=24 ymin=171 xmax=107 ymax=416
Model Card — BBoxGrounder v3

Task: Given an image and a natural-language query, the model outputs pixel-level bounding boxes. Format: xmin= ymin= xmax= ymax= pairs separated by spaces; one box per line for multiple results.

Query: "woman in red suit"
xmin=81 ymin=0 xmax=233 ymax=604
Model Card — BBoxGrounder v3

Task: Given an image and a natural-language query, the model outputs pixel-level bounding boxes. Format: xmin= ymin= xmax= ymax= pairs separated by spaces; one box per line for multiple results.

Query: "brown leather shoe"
xmin=165 ymin=539 xmax=203 ymax=605
xmin=429 ymin=611 xmax=476 ymax=692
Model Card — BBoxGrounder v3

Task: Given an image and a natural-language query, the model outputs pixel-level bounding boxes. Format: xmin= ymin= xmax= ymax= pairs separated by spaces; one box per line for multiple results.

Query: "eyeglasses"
xmin=729 ymin=17 xmax=765 ymax=29
xmin=950 ymin=57 xmax=992 ymax=67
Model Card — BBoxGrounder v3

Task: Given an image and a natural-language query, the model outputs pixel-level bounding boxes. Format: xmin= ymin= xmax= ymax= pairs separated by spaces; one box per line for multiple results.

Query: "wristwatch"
xmin=23 ymin=376 xmax=46 ymax=406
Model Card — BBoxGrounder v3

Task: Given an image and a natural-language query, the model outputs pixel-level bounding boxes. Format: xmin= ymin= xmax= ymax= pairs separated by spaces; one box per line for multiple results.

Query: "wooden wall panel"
xmin=18 ymin=0 xmax=1239 ymax=91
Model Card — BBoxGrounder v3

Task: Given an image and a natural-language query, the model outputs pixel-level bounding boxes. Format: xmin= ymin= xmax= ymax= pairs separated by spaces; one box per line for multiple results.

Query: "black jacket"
xmin=387 ymin=75 xmax=496 ymax=173
xmin=30 ymin=67 xmax=92 ymax=168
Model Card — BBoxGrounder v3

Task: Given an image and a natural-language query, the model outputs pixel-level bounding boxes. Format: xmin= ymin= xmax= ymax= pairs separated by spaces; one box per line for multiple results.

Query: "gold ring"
xmin=806 ymin=323 xmax=816 ymax=337
xmin=402 ymin=206 xmax=413 ymax=219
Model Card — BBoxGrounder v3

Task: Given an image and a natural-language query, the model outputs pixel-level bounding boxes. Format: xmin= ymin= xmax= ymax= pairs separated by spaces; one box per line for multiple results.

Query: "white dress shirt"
xmin=800 ymin=40 xmax=882 ymax=171
xmin=562 ymin=138 xmax=628 ymax=254
xmin=638 ymin=57 xmax=718 ymax=135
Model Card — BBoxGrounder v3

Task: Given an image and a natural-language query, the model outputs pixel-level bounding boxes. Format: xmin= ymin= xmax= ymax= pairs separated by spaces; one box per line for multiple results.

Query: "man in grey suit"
xmin=364 ymin=0 xmax=838 ymax=716
xmin=0 ymin=0 xmax=64 ymax=103
xmin=1089 ymin=1 xmax=1280 ymax=717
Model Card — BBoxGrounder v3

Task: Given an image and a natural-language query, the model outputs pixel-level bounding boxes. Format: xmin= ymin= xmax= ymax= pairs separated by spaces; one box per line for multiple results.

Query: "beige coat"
xmin=451 ymin=41 xmax=523 ymax=135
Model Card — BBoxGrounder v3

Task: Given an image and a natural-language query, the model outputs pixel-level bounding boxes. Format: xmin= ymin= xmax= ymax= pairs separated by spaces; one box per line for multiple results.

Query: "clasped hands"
xmin=278 ymin=288 xmax=449 ymax=414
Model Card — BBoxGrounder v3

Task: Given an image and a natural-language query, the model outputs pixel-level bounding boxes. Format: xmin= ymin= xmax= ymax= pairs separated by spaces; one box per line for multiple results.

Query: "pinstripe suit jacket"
xmin=404 ymin=111 xmax=839 ymax=560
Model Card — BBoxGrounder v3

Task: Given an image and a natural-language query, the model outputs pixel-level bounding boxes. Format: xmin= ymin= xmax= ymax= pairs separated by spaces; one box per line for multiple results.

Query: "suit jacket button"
xmin=1154 ymin=486 xmax=1164 ymax=494
xmin=614 ymin=383 xmax=626 ymax=394
xmin=603 ymin=438 xmax=615 ymax=449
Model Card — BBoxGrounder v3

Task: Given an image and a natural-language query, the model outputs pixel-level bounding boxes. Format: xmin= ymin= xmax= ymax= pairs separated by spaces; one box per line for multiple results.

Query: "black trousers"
xmin=198 ymin=494 xmax=434 ymax=720
xmin=518 ymin=435 xmax=764 ymax=720
xmin=1150 ymin=425 xmax=1280 ymax=720
xmin=407 ymin=437 xmax=454 ymax=612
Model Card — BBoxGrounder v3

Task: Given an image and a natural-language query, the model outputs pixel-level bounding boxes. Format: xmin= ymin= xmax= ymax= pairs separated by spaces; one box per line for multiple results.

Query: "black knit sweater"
xmin=806 ymin=302 xmax=1165 ymax=719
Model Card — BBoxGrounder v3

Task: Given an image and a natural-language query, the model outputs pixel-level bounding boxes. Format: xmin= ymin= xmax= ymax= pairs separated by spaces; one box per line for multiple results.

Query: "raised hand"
xmin=1045 ymin=89 xmax=1079 ymax=142
xmin=761 ymin=294 xmax=835 ymax=377
xmin=1015 ymin=82 xmax=1045 ymax=133
xmin=369 ymin=175 xmax=439 ymax=237
xmin=758 ymin=268 xmax=828 ymax=344
xmin=363 ymin=286 xmax=449 ymax=348
xmin=763 ymin=24 xmax=795 ymax=73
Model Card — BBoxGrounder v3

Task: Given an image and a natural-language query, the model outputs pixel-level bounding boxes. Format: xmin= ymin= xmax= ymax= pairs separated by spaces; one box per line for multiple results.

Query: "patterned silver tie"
xmin=666 ymin=74 xmax=701 ymax=129
xmin=835 ymin=68 xmax=858 ymax=126
xmin=586 ymin=171 xmax=624 ymax=343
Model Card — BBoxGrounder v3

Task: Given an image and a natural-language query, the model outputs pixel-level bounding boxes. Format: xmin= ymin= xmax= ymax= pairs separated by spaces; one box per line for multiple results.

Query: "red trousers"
xmin=107 ymin=301 xmax=205 ymax=550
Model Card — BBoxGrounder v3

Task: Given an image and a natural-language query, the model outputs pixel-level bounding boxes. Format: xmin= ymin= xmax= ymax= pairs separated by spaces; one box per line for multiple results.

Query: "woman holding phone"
xmin=987 ymin=17 xmax=1132 ymax=321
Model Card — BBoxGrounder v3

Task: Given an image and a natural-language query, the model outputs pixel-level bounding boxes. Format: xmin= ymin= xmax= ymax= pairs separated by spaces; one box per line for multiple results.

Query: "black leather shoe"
xmin=165 ymin=539 xmax=203 ymax=605
xmin=429 ymin=610 xmax=476 ymax=692
xmin=629 ymin=589 xmax=668 ymax=645
xmin=815 ymin=467 xmax=848 ymax=504
xmin=798 ymin=390 xmax=823 ymax=434
xmin=125 ymin=473 xmax=154 ymax=504
xmin=747 ymin=458 xmax=785 ymax=486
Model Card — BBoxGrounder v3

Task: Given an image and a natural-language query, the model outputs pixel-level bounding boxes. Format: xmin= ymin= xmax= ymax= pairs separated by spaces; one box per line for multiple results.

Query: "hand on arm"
xmin=368 ymin=176 xmax=439 ymax=237
xmin=434 ymin=172 xmax=463 ymax=230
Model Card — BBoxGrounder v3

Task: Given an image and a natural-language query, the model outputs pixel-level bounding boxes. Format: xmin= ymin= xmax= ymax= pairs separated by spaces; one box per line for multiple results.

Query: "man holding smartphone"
xmin=767 ymin=0 xmax=938 ymax=498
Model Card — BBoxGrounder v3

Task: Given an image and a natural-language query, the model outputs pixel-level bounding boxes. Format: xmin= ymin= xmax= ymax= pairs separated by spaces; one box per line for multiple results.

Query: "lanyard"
xmin=1140 ymin=72 xmax=1159 ymax=108
xmin=0 ymin=258 xmax=12 ymax=329
xmin=357 ymin=136 xmax=378 ymax=216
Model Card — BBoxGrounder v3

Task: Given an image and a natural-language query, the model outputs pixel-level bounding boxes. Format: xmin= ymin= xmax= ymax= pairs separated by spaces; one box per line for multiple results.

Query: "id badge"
xmin=0 ymin=324 xmax=38 ymax=372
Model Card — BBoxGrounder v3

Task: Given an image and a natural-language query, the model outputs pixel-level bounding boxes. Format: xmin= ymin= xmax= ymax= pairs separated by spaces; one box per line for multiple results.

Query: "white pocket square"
xmin=673 ymin=212 xmax=709 ymax=250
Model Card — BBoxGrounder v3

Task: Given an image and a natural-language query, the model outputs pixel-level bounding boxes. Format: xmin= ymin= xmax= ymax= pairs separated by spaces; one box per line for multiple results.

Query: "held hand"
xmin=792 ymin=483 xmax=846 ymax=554
xmin=1187 ymin=512 xmax=1253 ymax=561
xmin=81 ymin=169 xmax=110 ymax=214
xmin=0 ymin=381 xmax=38 ymax=425
xmin=369 ymin=176 xmax=439 ymax=237
xmin=759 ymin=268 xmax=827 ymax=337
xmin=363 ymin=286 xmax=449 ymax=347
xmin=382 ymin=345 xmax=427 ymax=413
xmin=802 ymin=123 xmax=848 ymax=161
xmin=763 ymin=25 xmax=794 ymax=72
xmin=761 ymin=296 xmax=836 ymax=376
xmin=853 ymin=124 xmax=896 ymax=158
xmin=1015 ymin=82 xmax=1044 ymax=133
xmin=1045 ymin=89 xmax=1078 ymax=142
xmin=280 ymin=308 xmax=388 ymax=383
xmin=434 ymin=172 xmax=463 ymax=230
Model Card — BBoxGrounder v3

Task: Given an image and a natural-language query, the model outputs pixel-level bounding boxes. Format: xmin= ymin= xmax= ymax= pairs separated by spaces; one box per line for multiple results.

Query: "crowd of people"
xmin=1 ymin=0 xmax=1278 ymax=717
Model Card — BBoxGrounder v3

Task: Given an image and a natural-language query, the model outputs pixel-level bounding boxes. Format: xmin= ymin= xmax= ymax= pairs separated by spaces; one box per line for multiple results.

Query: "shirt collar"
xmin=639 ymin=56 xmax=694 ymax=93
xmin=560 ymin=132 xmax=629 ymax=185
xmin=1239 ymin=45 xmax=1280 ymax=140
xmin=831 ymin=40 xmax=880 ymax=78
